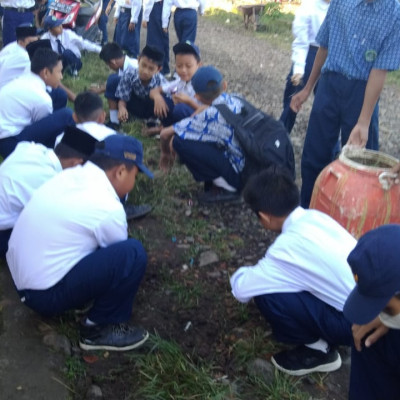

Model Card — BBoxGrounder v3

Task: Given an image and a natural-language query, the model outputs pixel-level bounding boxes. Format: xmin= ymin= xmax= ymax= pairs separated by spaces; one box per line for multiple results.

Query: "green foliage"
xmin=129 ymin=334 xmax=233 ymax=400
xmin=64 ymin=356 xmax=86 ymax=381
xmin=262 ymin=2 xmax=282 ymax=19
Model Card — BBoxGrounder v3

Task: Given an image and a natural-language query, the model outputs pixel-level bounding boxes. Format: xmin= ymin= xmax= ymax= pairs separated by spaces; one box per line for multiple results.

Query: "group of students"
xmin=1 ymin=0 xmax=400 ymax=398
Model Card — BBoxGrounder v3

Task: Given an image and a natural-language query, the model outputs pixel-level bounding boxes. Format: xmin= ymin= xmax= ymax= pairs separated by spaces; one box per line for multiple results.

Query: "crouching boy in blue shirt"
xmin=159 ymin=65 xmax=244 ymax=204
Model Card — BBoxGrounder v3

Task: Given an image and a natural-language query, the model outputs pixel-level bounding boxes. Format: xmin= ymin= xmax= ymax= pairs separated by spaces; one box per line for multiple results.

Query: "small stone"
xmin=246 ymin=358 xmax=275 ymax=385
xmin=198 ymin=250 xmax=219 ymax=267
xmin=185 ymin=209 xmax=192 ymax=217
xmin=206 ymin=271 xmax=222 ymax=279
xmin=86 ymin=384 xmax=103 ymax=399
xmin=43 ymin=333 xmax=71 ymax=356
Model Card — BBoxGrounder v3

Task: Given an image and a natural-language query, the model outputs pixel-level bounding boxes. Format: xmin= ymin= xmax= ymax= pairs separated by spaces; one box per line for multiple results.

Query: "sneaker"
xmin=79 ymin=322 xmax=149 ymax=351
xmin=271 ymin=346 xmax=342 ymax=376
xmin=124 ymin=204 xmax=152 ymax=220
xmin=105 ymin=121 xmax=121 ymax=131
xmin=198 ymin=186 xmax=242 ymax=205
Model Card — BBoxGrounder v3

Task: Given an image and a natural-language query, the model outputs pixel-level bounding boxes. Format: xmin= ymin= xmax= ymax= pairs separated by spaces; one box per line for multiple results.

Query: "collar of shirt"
xmin=354 ymin=0 xmax=381 ymax=11
xmin=282 ymin=206 xmax=306 ymax=233
xmin=28 ymin=70 xmax=48 ymax=92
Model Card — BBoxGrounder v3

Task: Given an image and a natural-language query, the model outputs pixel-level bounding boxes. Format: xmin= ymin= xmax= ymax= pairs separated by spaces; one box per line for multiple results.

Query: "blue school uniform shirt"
xmin=115 ymin=67 xmax=167 ymax=101
xmin=317 ymin=0 xmax=400 ymax=80
xmin=173 ymin=93 xmax=245 ymax=173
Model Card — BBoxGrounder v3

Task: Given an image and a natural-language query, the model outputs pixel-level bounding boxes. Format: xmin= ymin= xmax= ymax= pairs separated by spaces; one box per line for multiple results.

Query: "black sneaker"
xmin=105 ymin=121 xmax=121 ymax=131
xmin=124 ymin=204 xmax=152 ymax=220
xmin=271 ymin=346 xmax=342 ymax=376
xmin=198 ymin=187 xmax=242 ymax=205
xmin=79 ymin=323 xmax=149 ymax=351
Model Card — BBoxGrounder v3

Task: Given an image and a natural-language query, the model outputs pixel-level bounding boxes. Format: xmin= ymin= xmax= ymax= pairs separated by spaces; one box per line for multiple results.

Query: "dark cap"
xmin=173 ymin=40 xmax=200 ymax=59
xmin=94 ymin=134 xmax=154 ymax=178
xmin=43 ymin=15 xmax=65 ymax=30
xmin=26 ymin=39 xmax=52 ymax=60
xmin=140 ymin=45 xmax=164 ymax=65
xmin=16 ymin=24 xmax=38 ymax=40
xmin=191 ymin=66 xmax=223 ymax=94
xmin=343 ymin=224 xmax=400 ymax=325
xmin=61 ymin=126 xmax=98 ymax=157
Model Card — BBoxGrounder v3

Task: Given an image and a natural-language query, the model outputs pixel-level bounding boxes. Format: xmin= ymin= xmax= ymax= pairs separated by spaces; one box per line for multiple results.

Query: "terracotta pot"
xmin=310 ymin=146 xmax=400 ymax=239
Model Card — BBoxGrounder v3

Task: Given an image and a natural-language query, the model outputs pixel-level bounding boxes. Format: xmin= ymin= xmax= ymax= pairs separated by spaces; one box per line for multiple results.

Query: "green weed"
xmin=64 ymin=355 xmax=86 ymax=381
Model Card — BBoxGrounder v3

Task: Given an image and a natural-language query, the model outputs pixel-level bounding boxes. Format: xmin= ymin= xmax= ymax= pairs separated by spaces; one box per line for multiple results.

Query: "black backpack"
xmin=215 ymin=96 xmax=295 ymax=183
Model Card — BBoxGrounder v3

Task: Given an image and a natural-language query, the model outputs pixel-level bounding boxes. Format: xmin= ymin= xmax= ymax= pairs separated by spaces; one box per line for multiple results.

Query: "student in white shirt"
xmin=41 ymin=15 xmax=101 ymax=76
xmin=280 ymin=0 xmax=329 ymax=133
xmin=99 ymin=42 xmax=139 ymax=129
xmin=0 ymin=24 xmax=38 ymax=89
xmin=162 ymin=0 xmax=206 ymax=43
xmin=113 ymin=0 xmax=142 ymax=58
xmin=230 ymin=167 xmax=357 ymax=376
xmin=0 ymin=48 xmax=74 ymax=159
xmin=0 ymin=126 xmax=98 ymax=257
xmin=7 ymin=134 xmax=153 ymax=352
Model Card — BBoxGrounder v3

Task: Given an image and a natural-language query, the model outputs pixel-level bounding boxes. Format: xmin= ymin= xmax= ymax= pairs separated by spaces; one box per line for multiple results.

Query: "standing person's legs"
xmin=349 ymin=330 xmax=400 ymax=400
xmin=147 ymin=1 xmax=170 ymax=74
xmin=300 ymin=72 xmax=342 ymax=208
xmin=173 ymin=8 xmax=197 ymax=43
xmin=18 ymin=108 xmax=75 ymax=149
xmin=98 ymin=11 xmax=109 ymax=45
xmin=2 ymin=9 xmax=34 ymax=46
xmin=119 ymin=9 xmax=142 ymax=58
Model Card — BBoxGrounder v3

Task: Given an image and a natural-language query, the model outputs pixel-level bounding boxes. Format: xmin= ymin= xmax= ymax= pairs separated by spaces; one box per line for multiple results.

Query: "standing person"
xmin=113 ymin=0 xmax=142 ymax=58
xmin=290 ymin=0 xmax=400 ymax=208
xmin=1 ymin=0 xmax=35 ymax=46
xmin=98 ymin=0 xmax=112 ymax=46
xmin=230 ymin=168 xmax=357 ymax=376
xmin=280 ymin=0 xmax=329 ymax=134
xmin=162 ymin=0 xmax=205 ymax=43
xmin=41 ymin=15 xmax=101 ymax=76
xmin=142 ymin=0 xmax=170 ymax=75
xmin=343 ymin=225 xmax=400 ymax=400
xmin=6 ymin=134 xmax=153 ymax=351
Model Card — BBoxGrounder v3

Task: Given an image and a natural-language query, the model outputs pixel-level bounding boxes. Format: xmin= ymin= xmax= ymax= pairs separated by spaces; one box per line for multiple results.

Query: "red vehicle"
xmin=48 ymin=0 xmax=103 ymax=42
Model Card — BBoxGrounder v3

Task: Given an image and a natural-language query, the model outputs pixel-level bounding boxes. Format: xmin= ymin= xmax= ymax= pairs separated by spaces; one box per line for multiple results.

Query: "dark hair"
xmin=140 ymin=45 xmax=164 ymax=67
xmin=31 ymin=48 xmax=61 ymax=74
xmin=74 ymin=91 xmax=104 ymax=121
xmin=54 ymin=142 xmax=88 ymax=162
xmin=89 ymin=153 xmax=135 ymax=171
xmin=243 ymin=167 xmax=299 ymax=217
xmin=175 ymin=49 xmax=200 ymax=63
xmin=196 ymin=81 xmax=223 ymax=101
xmin=99 ymin=42 xmax=124 ymax=63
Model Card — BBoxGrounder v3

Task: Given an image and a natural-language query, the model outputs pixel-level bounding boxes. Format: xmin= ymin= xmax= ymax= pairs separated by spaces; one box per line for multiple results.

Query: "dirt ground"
xmin=2 ymin=9 xmax=400 ymax=400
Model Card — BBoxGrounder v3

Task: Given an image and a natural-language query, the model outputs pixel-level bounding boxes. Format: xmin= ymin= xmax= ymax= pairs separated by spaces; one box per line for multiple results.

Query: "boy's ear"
xmin=157 ymin=65 xmax=163 ymax=72
xmin=222 ymin=81 xmax=227 ymax=91
xmin=258 ymin=211 xmax=271 ymax=225
xmin=72 ymin=112 xmax=79 ymax=123
xmin=97 ymin=110 xmax=106 ymax=124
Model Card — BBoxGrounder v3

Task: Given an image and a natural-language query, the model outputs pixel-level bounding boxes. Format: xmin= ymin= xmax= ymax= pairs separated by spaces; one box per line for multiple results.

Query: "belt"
xmin=309 ymin=44 xmax=319 ymax=50
xmin=120 ymin=6 xmax=131 ymax=13
xmin=4 ymin=6 xmax=35 ymax=12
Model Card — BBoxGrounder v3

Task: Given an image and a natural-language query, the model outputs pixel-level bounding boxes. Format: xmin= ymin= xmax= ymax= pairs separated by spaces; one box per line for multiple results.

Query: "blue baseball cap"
xmin=343 ymin=224 xmax=400 ymax=325
xmin=44 ymin=15 xmax=65 ymax=30
xmin=94 ymin=134 xmax=154 ymax=178
xmin=173 ymin=40 xmax=201 ymax=59
xmin=191 ymin=66 xmax=223 ymax=94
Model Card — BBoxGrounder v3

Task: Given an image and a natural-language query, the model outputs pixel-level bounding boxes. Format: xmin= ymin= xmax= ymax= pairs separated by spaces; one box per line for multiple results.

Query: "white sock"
xmin=110 ymin=110 xmax=119 ymax=124
xmin=213 ymin=177 xmax=237 ymax=192
xmin=85 ymin=318 xmax=97 ymax=326
xmin=305 ymin=339 xmax=330 ymax=353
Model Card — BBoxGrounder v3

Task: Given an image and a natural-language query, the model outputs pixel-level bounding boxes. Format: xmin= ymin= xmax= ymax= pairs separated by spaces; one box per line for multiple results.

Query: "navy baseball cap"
xmin=191 ymin=66 xmax=223 ymax=94
xmin=94 ymin=134 xmax=154 ymax=178
xmin=44 ymin=15 xmax=65 ymax=30
xmin=173 ymin=40 xmax=201 ymax=59
xmin=343 ymin=224 xmax=400 ymax=325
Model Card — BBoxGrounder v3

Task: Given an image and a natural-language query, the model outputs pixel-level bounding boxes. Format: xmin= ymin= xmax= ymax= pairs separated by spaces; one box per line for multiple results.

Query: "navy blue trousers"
xmin=349 ymin=330 xmax=400 ymax=400
xmin=280 ymin=45 xmax=318 ymax=134
xmin=62 ymin=49 xmax=83 ymax=72
xmin=49 ymin=88 xmax=68 ymax=110
xmin=113 ymin=8 xmax=142 ymax=58
xmin=0 ymin=108 xmax=75 ymax=159
xmin=301 ymin=71 xmax=380 ymax=208
xmin=172 ymin=135 xmax=242 ymax=190
xmin=147 ymin=1 xmax=170 ymax=74
xmin=173 ymin=8 xmax=197 ymax=43
xmin=0 ymin=229 xmax=12 ymax=258
xmin=254 ymin=291 xmax=352 ymax=346
xmin=17 ymin=239 xmax=147 ymax=324
xmin=2 ymin=9 xmax=34 ymax=46
xmin=98 ymin=0 xmax=111 ymax=45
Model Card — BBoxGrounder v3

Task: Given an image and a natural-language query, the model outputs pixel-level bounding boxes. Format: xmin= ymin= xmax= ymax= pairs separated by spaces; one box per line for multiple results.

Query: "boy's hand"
xmin=118 ymin=106 xmax=129 ymax=122
xmin=154 ymin=96 xmax=169 ymax=118
xmin=142 ymin=21 xmax=147 ymax=28
xmin=291 ymin=73 xmax=303 ymax=86
xmin=172 ymin=92 xmax=191 ymax=105
xmin=346 ymin=121 xmax=369 ymax=148
xmin=163 ymin=28 xmax=168 ymax=33
xmin=128 ymin=22 xmax=135 ymax=31
xmin=352 ymin=317 xmax=389 ymax=352
xmin=290 ymin=87 xmax=310 ymax=113
xmin=114 ymin=17 xmax=118 ymax=24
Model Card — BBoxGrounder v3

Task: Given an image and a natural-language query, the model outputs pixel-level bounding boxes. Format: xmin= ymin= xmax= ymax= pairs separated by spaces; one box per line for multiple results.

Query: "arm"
xmin=129 ymin=0 xmax=141 ymax=30
xmin=118 ymin=99 xmax=129 ymax=122
xmin=346 ymin=69 xmax=387 ymax=148
xmin=142 ymin=0 xmax=155 ymax=24
xmin=94 ymin=209 xmax=128 ymax=247
xmin=198 ymin=0 xmax=206 ymax=15
xmin=159 ymin=125 xmax=176 ymax=172
xmin=149 ymin=87 xmax=170 ymax=118
xmin=161 ymin=0 xmax=173 ymax=29
xmin=58 ymin=83 xmax=76 ymax=102
xmin=290 ymin=46 xmax=327 ymax=112
xmin=352 ymin=316 xmax=389 ymax=352
xmin=105 ymin=0 xmax=115 ymax=15
xmin=114 ymin=3 xmax=120 ymax=23
xmin=172 ymin=92 xmax=199 ymax=110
